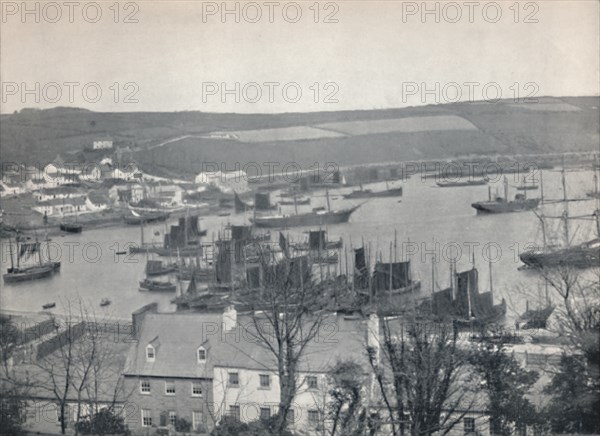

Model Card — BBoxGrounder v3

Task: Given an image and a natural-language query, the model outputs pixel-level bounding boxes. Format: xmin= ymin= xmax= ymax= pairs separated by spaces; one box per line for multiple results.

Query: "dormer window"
xmin=146 ymin=345 xmax=155 ymax=362
xmin=197 ymin=347 xmax=206 ymax=363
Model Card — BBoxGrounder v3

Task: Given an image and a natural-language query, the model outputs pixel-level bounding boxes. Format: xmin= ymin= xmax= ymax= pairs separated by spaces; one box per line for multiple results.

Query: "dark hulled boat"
xmin=518 ymin=302 xmax=555 ymax=329
xmin=472 ymin=195 xmax=540 ymax=214
xmin=519 ymin=238 xmax=600 ymax=269
xmin=472 ymin=178 xmax=540 ymax=214
xmin=430 ymin=267 xmax=506 ymax=328
xmin=5 ymin=265 xmax=55 ymax=283
xmin=139 ymin=278 xmax=177 ymax=292
xmin=3 ymin=235 xmax=61 ymax=283
xmin=251 ymin=205 xmax=360 ymax=228
xmin=343 ymin=183 xmax=403 ymax=199
xmin=60 ymin=222 xmax=83 ymax=233
xmin=129 ymin=213 xmax=207 ymax=257
xmin=123 ymin=211 xmax=170 ymax=225
xmin=146 ymin=259 xmax=177 ymax=276
xmin=436 ymin=179 xmax=487 ymax=188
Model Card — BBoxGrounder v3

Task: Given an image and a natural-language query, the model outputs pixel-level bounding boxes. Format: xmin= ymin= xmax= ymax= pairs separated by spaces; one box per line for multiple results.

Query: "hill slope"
xmin=1 ymin=97 xmax=598 ymax=174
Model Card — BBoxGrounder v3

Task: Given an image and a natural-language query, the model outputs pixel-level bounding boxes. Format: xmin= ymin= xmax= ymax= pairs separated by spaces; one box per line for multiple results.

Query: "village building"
xmin=122 ymin=304 xmax=554 ymax=436
xmin=34 ymin=186 xmax=86 ymax=202
xmin=195 ymin=170 xmax=249 ymax=194
xmin=122 ymin=305 xmax=219 ymax=434
xmin=32 ymin=197 xmax=87 ymax=217
xmin=90 ymin=138 xmax=114 ymax=150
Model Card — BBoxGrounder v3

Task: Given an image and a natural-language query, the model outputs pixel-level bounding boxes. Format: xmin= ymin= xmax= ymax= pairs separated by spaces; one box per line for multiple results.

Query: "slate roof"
xmin=123 ymin=312 xmax=370 ymax=379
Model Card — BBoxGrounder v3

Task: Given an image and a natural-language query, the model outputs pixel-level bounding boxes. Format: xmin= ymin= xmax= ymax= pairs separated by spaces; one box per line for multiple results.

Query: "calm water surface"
xmin=2 ymin=169 xmax=597 ymax=323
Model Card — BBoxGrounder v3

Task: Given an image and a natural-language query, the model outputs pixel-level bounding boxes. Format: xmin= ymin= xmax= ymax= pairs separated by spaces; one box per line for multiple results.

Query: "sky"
xmin=1 ymin=0 xmax=599 ymax=113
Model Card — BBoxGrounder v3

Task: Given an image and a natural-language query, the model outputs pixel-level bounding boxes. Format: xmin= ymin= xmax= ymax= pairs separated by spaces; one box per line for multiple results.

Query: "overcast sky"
xmin=1 ymin=1 xmax=598 ymax=113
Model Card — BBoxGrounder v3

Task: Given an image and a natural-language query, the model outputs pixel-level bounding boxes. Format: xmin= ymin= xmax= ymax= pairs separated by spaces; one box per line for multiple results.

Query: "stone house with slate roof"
xmin=123 ymin=305 xmax=551 ymax=436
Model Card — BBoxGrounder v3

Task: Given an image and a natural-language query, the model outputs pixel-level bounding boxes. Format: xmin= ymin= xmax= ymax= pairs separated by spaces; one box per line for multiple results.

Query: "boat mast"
xmin=466 ymin=270 xmax=472 ymax=319
xmin=540 ymin=170 xmax=544 ymax=204
xmin=8 ymin=236 xmax=14 ymax=271
xmin=326 ymin=189 xmax=331 ymax=213
xmin=15 ymin=233 xmax=20 ymax=269
xmin=503 ymin=176 xmax=509 ymax=201
xmin=488 ymin=256 xmax=493 ymax=293
xmin=389 ymin=241 xmax=393 ymax=297
xmin=36 ymin=232 xmax=42 ymax=266
xmin=561 ymin=159 xmax=569 ymax=246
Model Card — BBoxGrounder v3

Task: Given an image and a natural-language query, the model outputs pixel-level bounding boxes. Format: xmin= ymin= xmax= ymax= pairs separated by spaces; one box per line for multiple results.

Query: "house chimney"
xmin=223 ymin=305 xmax=237 ymax=331
xmin=366 ymin=313 xmax=380 ymax=364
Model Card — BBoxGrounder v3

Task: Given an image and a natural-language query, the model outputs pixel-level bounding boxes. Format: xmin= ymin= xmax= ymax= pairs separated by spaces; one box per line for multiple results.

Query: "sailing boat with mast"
xmin=251 ymin=190 xmax=363 ymax=228
xmin=519 ymin=165 xmax=600 ymax=269
xmin=3 ymin=231 xmax=61 ymax=283
xmin=429 ymin=259 xmax=506 ymax=328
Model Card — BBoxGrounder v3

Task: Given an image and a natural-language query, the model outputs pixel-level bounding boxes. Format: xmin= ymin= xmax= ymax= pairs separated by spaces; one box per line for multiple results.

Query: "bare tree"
xmin=368 ymin=315 xmax=473 ymax=436
xmin=541 ymin=267 xmax=600 ymax=375
xmin=29 ymin=299 xmax=129 ymax=435
xmin=240 ymin=252 xmax=328 ymax=434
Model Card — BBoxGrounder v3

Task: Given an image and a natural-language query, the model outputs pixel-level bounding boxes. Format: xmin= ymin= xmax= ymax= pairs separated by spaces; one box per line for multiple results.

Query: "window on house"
xmin=140 ymin=379 xmax=151 ymax=394
xmin=165 ymin=380 xmax=175 ymax=395
xmin=306 ymin=375 xmax=318 ymax=389
xmin=308 ymin=409 xmax=320 ymax=425
xmin=141 ymin=409 xmax=152 ymax=427
xmin=146 ymin=345 xmax=155 ymax=362
xmin=197 ymin=347 xmax=207 ymax=362
xmin=169 ymin=411 xmax=177 ymax=426
xmin=517 ymin=422 xmax=527 ymax=436
xmin=259 ymin=374 xmax=270 ymax=388
xmin=229 ymin=405 xmax=240 ymax=420
xmin=191 ymin=381 xmax=203 ymax=397
xmin=287 ymin=409 xmax=295 ymax=423
xmin=192 ymin=411 xmax=203 ymax=430
xmin=260 ymin=407 xmax=271 ymax=420
xmin=464 ymin=417 xmax=475 ymax=434
xmin=228 ymin=372 xmax=239 ymax=387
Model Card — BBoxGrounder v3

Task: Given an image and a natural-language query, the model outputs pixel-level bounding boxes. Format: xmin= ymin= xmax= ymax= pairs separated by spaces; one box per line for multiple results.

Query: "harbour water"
xmin=2 ymin=168 xmax=597 ymax=323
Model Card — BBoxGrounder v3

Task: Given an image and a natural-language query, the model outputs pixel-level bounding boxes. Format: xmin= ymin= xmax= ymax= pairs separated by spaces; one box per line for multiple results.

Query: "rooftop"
xmin=123 ymin=311 xmax=370 ymax=379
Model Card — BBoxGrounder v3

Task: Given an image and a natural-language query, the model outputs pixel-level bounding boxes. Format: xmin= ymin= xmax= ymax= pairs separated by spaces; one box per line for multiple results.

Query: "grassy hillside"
xmin=1 ymin=97 xmax=598 ymax=174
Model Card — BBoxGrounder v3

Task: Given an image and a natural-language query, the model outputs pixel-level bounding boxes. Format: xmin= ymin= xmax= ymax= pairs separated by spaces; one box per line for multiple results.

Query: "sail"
xmin=372 ymin=261 xmax=411 ymax=292
xmin=187 ymin=275 xmax=197 ymax=293
xmin=254 ymin=192 xmax=272 ymax=210
xmin=454 ymin=268 xmax=479 ymax=318
xmin=353 ymin=248 xmax=369 ymax=289
xmin=432 ymin=287 xmax=454 ymax=318
xmin=234 ymin=192 xmax=249 ymax=213
xmin=19 ymin=242 xmax=40 ymax=260
xmin=246 ymin=266 xmax=261 ymax=288
xmin=309 ymin=230 xmax=326 ymax=250
xmin=215 ymin=240 xmax=232 ymax=284
xmin=279 ymin=232 xmax=289 ymax=258
xmin=164 ymin=216 xmax=201 ymax=248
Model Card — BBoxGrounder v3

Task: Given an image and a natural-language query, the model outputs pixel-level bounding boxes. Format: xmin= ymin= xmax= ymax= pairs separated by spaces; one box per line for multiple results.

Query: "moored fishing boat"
xmin=139 ymin=278 xmax=177 ymax=292
xmin=436 ymin=179 xmax=487 ymax=187
xmin=60 ymin=222 xmax=83 ymax=233
xmin=3 ymin=232 xmax=61 ymax=283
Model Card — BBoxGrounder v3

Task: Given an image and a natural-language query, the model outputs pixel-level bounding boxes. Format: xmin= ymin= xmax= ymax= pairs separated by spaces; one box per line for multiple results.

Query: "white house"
xmin=35 ymin=187 xmax=85 ymax=202
xmin=33 ymin=197 xmax=87 ymax=217
xmin=195 ymin=170 xmax=249 ymax=194
xmin=92 ymin=139 xmax=113 ymax=150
